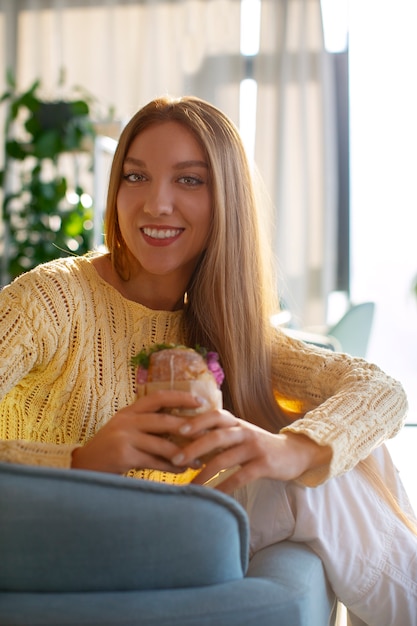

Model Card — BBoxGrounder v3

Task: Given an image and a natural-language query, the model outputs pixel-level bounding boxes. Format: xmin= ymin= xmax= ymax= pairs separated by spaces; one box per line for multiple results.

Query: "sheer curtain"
xmin=254 ymin=0 xmax=337 ymax=326
xmin=0 ymin=0 xmax=337 ymax=326
xmin=2 ymin=0 xmax=243 ymax=123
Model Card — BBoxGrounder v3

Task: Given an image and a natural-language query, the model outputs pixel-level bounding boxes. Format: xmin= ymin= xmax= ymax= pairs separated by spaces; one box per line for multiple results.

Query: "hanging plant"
xmin=0 ymin=70 xmax=97 ymax=281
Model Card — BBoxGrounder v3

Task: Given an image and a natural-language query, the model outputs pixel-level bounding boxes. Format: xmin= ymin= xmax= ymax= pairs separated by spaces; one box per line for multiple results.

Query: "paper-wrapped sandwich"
xmin=131 ymin=344 xmax=224 ymax=453
xmin=132 ymin=343 xmax=224 ymax=409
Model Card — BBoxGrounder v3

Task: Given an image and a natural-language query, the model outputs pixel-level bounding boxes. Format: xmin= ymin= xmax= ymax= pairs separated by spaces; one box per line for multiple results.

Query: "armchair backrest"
xmin=0 ymin=463 xmax=249 ymax=593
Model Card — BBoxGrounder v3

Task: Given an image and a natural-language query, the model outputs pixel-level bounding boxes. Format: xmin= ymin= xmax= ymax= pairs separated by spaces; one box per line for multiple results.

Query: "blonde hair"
xmin=105 ymin=95 xmax=284 ymax=430
xmin=105 ymin=96 xmax=416 ymax=535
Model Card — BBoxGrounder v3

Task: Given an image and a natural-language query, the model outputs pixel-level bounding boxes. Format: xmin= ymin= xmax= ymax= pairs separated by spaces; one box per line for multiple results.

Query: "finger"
xmin=127 ymin=429 xmax=205 ymax=475
xmin=177 ymin=409 xmax=240 ymax=436
xmin=131 ymin=431 xmax=183 ymax=459
xmin=171 ymin=424 xmax=244 ymax=468
xmin=125 ymin=432 xmax=193 ymax=474
xmin=132 ymin=451 xmax=193 ymax=475
xmin=116 ymin=405 xmax=204 ymax=438
xmin=131 ymin=411 xmax=196 ymax=436
xmin=133 ymin=390 xmax=204 ymax=414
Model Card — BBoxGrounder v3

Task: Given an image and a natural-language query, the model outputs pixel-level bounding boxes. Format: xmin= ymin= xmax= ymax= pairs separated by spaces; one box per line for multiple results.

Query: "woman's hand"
xmin=169 ymin=410 xmax=332 ymax=493
xmin=71 ymin=390 xmax=203 ymax=474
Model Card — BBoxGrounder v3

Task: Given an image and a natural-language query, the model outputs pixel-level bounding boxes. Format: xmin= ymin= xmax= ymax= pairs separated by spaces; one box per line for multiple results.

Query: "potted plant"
xmin=0 ymin=71 xmax=96 ymax=282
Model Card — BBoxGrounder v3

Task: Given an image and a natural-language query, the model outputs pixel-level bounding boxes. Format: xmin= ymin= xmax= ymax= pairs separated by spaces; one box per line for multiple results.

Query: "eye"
xmin=177 ymin=175 xmax=204 ymax=186
xmin=123 ymin=172 xmax=147 ymax=183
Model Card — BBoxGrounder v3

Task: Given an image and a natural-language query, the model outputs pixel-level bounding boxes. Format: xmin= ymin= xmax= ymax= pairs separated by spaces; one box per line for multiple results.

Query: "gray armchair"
xmin=0 ymin=462 xmax=337 ymax=625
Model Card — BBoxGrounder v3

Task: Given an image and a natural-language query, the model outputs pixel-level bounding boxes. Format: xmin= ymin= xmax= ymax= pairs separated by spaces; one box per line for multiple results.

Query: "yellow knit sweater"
xmin=0 ymin=256 xmax=408 ymax=486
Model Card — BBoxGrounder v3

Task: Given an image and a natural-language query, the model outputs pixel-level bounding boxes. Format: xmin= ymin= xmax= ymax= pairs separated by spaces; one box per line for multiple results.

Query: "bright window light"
xmin=240 ymin=0 xmax=261 ymax=56
xmin=80 ymin=193 xmax=93 ymax=208
xmin=320 ymin=0 xmax=348 ymax=53
xmin=66 ymin=191 xmax=79 ymax=205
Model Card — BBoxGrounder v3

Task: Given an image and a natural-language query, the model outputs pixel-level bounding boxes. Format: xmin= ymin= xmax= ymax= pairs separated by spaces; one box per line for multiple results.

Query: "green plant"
xmin=0 ymin=71 xmax=96 ymax=281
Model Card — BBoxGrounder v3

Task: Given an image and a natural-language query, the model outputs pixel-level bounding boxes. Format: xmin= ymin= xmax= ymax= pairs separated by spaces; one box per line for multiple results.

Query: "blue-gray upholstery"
xmin=0 ymin=462 xmax=337 ymax=625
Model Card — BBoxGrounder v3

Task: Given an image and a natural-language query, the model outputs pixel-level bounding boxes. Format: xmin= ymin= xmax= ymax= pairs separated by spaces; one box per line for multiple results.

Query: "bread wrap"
xmin=135 ymin=346 xmax=222 ymax=413
xmin=132 ymin=345 xmax=224 ymax=456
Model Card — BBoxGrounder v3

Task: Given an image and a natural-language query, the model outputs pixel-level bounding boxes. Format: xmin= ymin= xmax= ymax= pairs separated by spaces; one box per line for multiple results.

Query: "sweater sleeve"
xmin=0 ymin=270 xmax=76 ymax=468
xmin=272 ymin=330 xmax=408 ymax=486
xmin=0 ymin=281 xmax=38 ymax=397
xmin=0 ymin=440 xmax=79 ymax=468
xmin=0 ymin=265 xmax=67 ymax=393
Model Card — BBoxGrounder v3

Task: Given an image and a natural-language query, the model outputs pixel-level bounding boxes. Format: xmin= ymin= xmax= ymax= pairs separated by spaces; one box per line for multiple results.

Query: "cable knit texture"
xmin=0 ymin=256 xmax=408 ymax=486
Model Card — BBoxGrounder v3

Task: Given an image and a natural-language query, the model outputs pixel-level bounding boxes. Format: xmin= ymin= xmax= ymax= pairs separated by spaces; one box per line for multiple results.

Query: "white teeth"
xmin=142 ymin=228 xmax=182 ymax=239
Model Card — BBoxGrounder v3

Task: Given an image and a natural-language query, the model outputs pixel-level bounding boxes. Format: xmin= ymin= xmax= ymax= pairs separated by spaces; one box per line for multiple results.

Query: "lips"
xmin=141 ymin=227 xmax=183 ymax=239
xmin=140 ymin=226 xmax=184 ymax=246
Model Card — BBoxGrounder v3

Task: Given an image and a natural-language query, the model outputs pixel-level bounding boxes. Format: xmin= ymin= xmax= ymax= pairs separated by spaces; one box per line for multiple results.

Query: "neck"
xmin=129 ymin=280 xmax=185 ymax=311
xmin=93 ymin=254 xmax=187 ymax=311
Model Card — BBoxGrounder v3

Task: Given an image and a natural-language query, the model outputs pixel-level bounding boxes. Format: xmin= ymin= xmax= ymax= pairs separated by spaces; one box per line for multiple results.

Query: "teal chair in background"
xmin=281 ymin=301 xmax=375 ymax=358
xmin=327 ymin=302 xmax=375 ymax=358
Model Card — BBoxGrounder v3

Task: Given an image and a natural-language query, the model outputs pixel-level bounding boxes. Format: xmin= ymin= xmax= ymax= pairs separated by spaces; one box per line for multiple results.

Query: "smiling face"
xmin=116 ymin=121 xmax=212 ymax=286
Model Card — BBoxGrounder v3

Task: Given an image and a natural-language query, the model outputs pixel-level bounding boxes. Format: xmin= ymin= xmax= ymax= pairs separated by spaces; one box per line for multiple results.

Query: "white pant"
xmin=233 ymin=445 xmax=417 ymax=626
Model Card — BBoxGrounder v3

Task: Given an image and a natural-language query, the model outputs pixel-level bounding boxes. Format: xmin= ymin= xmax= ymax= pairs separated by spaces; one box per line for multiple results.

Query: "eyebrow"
xmin=123 ymin=157 xmax=208 ymax=170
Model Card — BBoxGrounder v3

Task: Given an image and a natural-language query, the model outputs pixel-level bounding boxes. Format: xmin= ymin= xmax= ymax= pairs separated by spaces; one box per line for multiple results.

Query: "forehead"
xmin=126 ymin=121 xmax=206 ymax=163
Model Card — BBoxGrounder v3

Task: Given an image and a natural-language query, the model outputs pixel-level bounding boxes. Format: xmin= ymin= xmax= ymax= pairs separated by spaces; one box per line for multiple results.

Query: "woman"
xmin=0 ymin=96 xmax=416 ymax=624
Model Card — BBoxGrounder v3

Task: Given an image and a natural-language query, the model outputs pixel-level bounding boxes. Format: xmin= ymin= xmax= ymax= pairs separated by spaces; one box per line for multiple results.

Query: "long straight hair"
xmin=105 ymin=95 xmax=286 ymax=432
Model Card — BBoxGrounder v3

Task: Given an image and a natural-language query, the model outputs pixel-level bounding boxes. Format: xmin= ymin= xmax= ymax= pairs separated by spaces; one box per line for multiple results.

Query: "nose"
xmin=143 ymin=180 xmax=174 ymax=217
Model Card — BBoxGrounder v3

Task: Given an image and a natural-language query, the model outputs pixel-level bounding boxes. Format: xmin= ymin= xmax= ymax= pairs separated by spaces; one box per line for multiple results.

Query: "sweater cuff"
xmin=0 ymin=440 xmax=80 ymax=469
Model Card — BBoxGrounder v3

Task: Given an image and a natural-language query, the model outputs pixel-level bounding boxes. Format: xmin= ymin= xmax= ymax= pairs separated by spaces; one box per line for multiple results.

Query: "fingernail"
xmin=172 ymin=453 xmax=185 ymax=465
xmin=179 ymin=423 xmax=192 ymax=434
xmin=190 ymin=459 xmax=202 ymax=469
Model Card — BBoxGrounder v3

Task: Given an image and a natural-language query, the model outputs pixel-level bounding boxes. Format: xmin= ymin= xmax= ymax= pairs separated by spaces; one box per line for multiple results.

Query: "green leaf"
xmin=33 ymin=130 xmax=61 ymax=159
xmin=24 ymin=79 xmax=41 ymax=101
xmin=69 ymin=100 xmax=89 ymax=117
xmin=19 ymin=91 xmax=40 ymax=112
xmin=10 ymin=100 xmax=21 ymax=121
xmin=63 ymin=211 xmax=84 ymax=237
xmin=0 ymin=90 xmax=13 ymax=104
xmin=25 ymin=114 xmax=42 ymax=137
xmin=5 ymin=140 xmax=27 ymax=160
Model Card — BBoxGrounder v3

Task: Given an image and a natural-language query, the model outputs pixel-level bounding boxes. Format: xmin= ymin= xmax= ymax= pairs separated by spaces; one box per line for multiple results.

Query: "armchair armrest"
xmin=0 ymin=462 xmax=249 ymax=592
